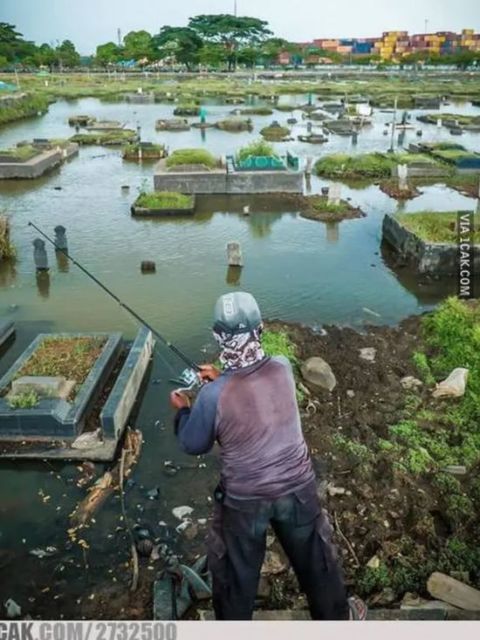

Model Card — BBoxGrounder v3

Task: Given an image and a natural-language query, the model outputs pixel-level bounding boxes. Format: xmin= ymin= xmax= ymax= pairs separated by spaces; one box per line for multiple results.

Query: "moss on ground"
xmin=315 ymin=152 xmax=441 ymax=180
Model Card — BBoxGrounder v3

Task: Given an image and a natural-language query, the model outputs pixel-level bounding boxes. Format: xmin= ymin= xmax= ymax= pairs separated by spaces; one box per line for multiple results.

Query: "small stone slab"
xmin=10 ymin=376 xmax=75 ymax=400
xmin=427 ymin=572 xmax=480 ymax=611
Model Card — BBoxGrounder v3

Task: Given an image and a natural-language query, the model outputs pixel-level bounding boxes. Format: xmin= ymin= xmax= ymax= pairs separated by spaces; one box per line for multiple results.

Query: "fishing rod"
xmin=28 ymin=222 xmax=201 ymax=379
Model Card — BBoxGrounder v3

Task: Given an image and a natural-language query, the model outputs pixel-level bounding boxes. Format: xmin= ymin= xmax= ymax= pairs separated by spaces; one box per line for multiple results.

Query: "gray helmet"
xmin=213 ymin=292 xmax=262 ymax=335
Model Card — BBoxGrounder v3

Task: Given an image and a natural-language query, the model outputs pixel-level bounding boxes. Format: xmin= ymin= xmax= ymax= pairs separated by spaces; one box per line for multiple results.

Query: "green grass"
xmin=215 ymin=117 xmax=252 ymax=132
xmin=236 ymin=139 xmax=277 ymax=162
xmin=70 ymin=129 xmax=136 ymax=145
xmin=135 ymin=191 xmax=193 ymax=210
xmin=262 ymin=330 xmax=298 ymax=364
xmin=260 ymin=123 xmax=290 ymax=140
xmin=7 ymin=391 xmax=39 ymax=410
xmin=0 ymin=92 xmax=50 ymax=125
xmin=165 ymin=148 xmax=217 ymax=169
xmin=122 ymin=142 xmax=166 ymax=158
xmin=314 ymin=152 xmax=439 ymax=179
xmin=240 ymin=107 xmax=274 ymax=116
xmin=395 ymin=211 xmax=480 ymax=243
xmin=0 ymin=144 xmax=40 ymax=161
xmin=173 ymin=104 xmax=200 ymax=116
xmin=0 ymin=215 xmax=15 ymax=260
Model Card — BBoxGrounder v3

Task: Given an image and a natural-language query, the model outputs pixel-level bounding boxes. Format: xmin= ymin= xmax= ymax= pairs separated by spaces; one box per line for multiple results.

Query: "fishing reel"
xmin=169 ymin=367 xmax=203 ymax=394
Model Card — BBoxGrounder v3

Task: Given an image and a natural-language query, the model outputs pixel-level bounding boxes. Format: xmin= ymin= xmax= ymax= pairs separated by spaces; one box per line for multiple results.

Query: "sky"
xmin=2 ymin=0 xmax=479 ymax=55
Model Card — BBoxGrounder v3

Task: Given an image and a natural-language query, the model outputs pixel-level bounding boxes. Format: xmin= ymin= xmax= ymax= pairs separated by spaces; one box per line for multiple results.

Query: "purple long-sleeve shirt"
xmin=174 ymin=356 xmax=315 ymax=499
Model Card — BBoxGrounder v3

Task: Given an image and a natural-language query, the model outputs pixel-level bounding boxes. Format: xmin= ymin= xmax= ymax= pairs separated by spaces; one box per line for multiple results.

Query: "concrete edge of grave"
xmin=131 ymin=198 xmax=196 ymax=217
xmin=0 ymin=332 xmax=123 ymax=442
xmin=101 ymin=327 xmax=154 ymax=440
xmin=0 ymin=329 xmax=152 ymax=461
xmin=0 ymin=318 xmax=15 ymax=349
xmin=196 ymin=609 xmax=480 ymax=621
xmin=0 ymin=148 xmax=64 ymax=179
xmin=382 ymin=213 xmax=480 ymax=276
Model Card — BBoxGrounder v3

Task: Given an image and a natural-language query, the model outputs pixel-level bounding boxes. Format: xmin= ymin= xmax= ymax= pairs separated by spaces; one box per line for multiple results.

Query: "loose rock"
xmin=359 ymin=347 xmax=376 ymax=362
xmin=400 ymin=376 xmax=423 ymax=391
xmin=261 ymin=551 xmax=287 ymax=576
xmin=432 ymin=368 xmax=469 ymax=398
xmin=172 ymin=506 xmax=193 ymax=520
xmin=301 ymin=357 xmax=336 ymax=392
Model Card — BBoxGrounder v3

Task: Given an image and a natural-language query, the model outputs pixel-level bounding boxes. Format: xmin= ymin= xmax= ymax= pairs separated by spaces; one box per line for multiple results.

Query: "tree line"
xmin=1 ymin=17 xmax=479 ymax=71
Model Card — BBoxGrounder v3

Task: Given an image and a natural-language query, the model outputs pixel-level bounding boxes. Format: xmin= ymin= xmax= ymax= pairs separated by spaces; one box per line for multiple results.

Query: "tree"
xmin=56 ymin=40 xmax=80 ymax=67
xmin=188 ymin=14 xmax=272 ymax=70
xmin=198 ymin=43 xmax=227 ymax=68
xmin=0 ymin=22 xmax=32 ymax=62
xmin=95 ymin=42 xmax=122 ymax=67
xmin=123 ymin=30 xmax=154 ymax=61
xmin=153 ymin=27 xmax=203 ymax=69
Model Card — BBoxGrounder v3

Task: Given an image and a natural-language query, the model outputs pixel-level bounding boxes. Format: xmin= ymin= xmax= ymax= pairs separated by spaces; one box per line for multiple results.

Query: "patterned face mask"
xmin=213 ymin=325 xmax=265 ymax=371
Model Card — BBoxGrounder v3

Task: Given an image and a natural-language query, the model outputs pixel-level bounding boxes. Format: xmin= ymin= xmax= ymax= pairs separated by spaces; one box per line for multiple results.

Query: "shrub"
xmin=236 ymin=139 xmax=277 ymax=162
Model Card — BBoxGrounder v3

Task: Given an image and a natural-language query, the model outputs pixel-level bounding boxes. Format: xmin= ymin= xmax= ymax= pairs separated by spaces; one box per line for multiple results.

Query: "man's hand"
xmin=170 ymin=390 xmax=191 ymax=410
xmin=199 ymin=364 xmax=221 ymax=382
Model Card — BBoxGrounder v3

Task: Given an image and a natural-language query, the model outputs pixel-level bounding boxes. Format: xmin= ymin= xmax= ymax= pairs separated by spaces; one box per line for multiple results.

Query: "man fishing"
xmin=170 ymin=291 xmax=366 ymax=621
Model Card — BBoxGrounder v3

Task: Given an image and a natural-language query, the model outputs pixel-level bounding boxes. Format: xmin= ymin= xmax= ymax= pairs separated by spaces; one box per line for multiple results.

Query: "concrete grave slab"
xmin=0 ymin=328 xmax=153 ymax=461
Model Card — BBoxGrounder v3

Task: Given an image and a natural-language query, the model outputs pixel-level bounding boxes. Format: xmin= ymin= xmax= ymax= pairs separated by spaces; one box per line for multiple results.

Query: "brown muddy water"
xmin=0 ymin=95 xmax=478 ymax=618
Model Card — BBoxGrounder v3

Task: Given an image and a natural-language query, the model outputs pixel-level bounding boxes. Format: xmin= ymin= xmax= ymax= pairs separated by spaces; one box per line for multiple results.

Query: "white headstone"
xmin=398 ymin=164 xmax=409 ymax=191
xmin=328 ymin=183 xmax=342 ymax=205
xmin=227 ymin=242 xmax=243 ymax=267
xmin=437 ymin=118 xmax=442 ymax=128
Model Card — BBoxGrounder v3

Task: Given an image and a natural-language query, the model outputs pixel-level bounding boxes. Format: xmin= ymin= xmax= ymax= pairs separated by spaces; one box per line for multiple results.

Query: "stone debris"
xmin=346 ymin=389 xmax=355 ymax=398
xmin=172 ymin=506 xmax=194 ymax=520
xmin=443 ymin=465 xmax=467 ymax=476
xmin=366 ymin=555 xmax=381 ymax=569
xmin=261 ymin=551 xmax=287 ymax=576
xmin=4 ymin=598 xmax=21 ymax=618
xmin=327 ymin=483 xmax=346 ymax=497
xmin=30 ymin=546 xmax=57 ymax=558
xmin=301 ymin=357 xmax=336 ymax=392
xmin=359 ymin=347 xmax=376 ymax=362
xmin=400 ymin=376 xmax=423 ymax=391
xmin=432 ymin=368 xmax=469 ymax=398
xmin=71 ymin=429 xmax=103 ymax=450
xmin=175 ymin=520 xmax=192 ymax=534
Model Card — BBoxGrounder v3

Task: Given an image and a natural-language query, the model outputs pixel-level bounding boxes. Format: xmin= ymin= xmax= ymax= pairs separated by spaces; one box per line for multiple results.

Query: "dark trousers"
xmin=207 ymin=481 xmax=349 ymax=620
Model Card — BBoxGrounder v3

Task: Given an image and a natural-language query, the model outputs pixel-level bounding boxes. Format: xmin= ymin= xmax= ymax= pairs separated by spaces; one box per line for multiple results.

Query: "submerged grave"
xmin=154 ymin=147 xmax=302 ymax=194
xmin=0 ymin=139 xmax=79 ymax=179
xmin=0 ymin=328 xmax=153 ymax=460
xmin=382 ymin=211 xmax=480 ymax=276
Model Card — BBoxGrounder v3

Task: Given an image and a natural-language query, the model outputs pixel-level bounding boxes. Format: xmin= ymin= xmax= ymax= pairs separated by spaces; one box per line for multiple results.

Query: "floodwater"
xmin=0 ymin=95 xmax=478 ymax=616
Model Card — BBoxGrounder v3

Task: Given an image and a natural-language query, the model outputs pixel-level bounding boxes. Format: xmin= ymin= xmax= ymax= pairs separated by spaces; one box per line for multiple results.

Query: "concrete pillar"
xmin=398 ymin=164 xmax=409 ymax=191
xmin=54 ymin=225 xmax=68 ymax=251
xmin=227 ymin=242 xmax=243 ymax=267
xmin=33 ymin=238 xmax=48 ymax=272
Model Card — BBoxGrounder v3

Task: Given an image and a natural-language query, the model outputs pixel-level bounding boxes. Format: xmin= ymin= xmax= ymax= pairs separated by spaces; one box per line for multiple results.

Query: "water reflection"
xmin=36 ymin=271 xmax=50 ymax=299
xmin=226 ymin=265 xmax=242 ymax=287
xmin=55 ymin=250 xmax=70 ymax=273
xmin=325 ymin=221 xmax=339 ymax=244
xmin=0 ymin=260 xmax=16 ymax=288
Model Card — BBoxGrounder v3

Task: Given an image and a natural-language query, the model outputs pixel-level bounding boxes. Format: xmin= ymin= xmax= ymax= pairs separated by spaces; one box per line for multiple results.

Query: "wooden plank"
xmin=427 ymin=572 xmax=480 ymax=611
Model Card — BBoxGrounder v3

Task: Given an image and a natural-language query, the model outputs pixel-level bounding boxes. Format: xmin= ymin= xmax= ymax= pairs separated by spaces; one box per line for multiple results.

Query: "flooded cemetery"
xmin=0 ymin=72 xmax=480 ymax=619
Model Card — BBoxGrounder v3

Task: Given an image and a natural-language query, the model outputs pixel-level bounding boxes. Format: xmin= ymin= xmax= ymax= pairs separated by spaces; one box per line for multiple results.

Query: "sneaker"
xmin=348 ymin=596 xmax=367 ymax=620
